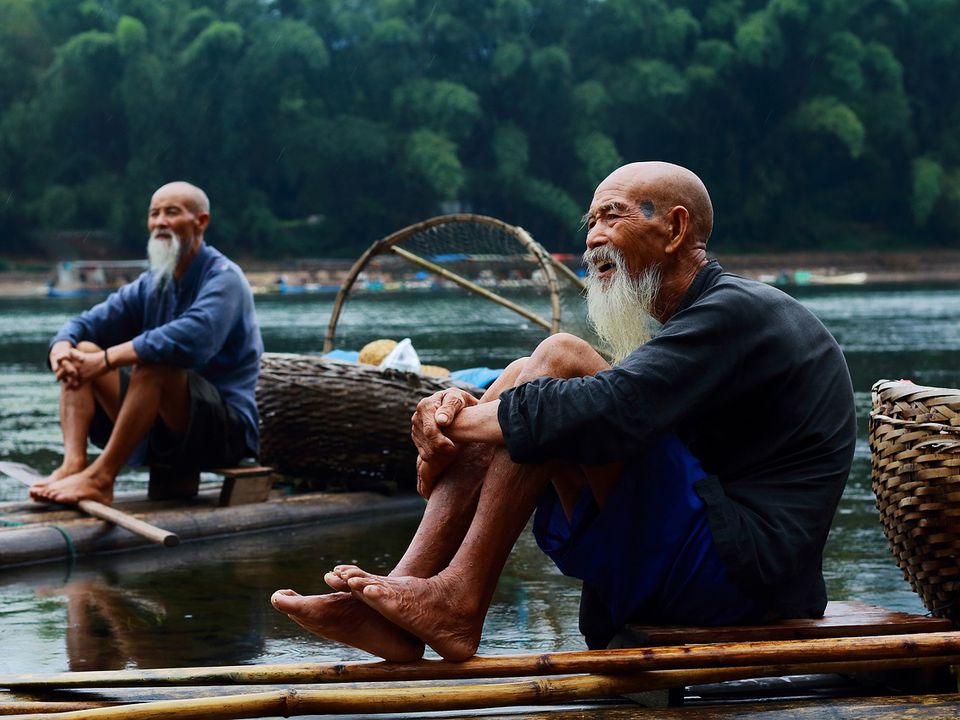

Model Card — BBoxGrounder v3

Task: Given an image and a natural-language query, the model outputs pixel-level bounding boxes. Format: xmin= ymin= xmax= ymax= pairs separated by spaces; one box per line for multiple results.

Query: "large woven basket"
xmin=870 ymin=379 xmax=960 ymax=623
xmin=256 ymin=353 xmax=481 ymax=489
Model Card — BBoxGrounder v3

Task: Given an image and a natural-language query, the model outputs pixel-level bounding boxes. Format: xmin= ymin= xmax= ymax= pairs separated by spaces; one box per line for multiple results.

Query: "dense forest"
xmin=0 ymin=0 xmax=957 ymax=259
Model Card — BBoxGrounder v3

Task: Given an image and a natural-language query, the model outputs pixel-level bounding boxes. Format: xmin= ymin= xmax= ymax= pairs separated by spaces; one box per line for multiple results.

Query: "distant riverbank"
xmin=2 ymin=250 xmax=959 ymax=298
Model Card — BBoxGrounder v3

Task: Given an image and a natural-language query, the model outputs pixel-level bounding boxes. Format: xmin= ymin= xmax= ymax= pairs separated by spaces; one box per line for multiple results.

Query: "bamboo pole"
xmin=8 ymin=656 xmax=960 ymax=720
xmin=75 ymin=500 xmax=178 ymax=547
xmin=0 ymin=701 xmax=113 ymax=715
xmin=0 ymin=462 xmax=178 ymax=547
xmin=5 ymin=631 xmax=960 ymax=690
xmin=388 ymin=245 xmax=555 ymax=331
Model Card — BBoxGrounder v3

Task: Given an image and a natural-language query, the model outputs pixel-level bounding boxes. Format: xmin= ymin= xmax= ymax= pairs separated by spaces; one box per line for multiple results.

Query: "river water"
xmin=0 ymin=283 xmax=958 ymax=675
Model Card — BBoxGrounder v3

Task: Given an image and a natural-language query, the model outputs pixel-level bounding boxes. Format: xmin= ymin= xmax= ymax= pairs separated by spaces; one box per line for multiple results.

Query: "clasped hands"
xmin=49 ymin=343 xmax=110 ymax=389
xmin=411 ymin=388 xmax=478 ymax=498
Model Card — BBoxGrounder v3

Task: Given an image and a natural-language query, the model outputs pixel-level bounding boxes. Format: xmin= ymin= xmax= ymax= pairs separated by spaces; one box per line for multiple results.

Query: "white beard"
xmin=147 ymin=231 xmax=182 ymax=286
xmin=584 ymin=246 xmax=661 ymax=363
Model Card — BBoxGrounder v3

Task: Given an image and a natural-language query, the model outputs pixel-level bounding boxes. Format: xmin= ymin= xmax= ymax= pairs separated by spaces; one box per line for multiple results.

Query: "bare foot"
xmin=270 ymin=589 xmax=425 ymax=662
xmin=27 ymin=460 xmax=87 ymax=498
xmin=30 ymin=467 xmax=114 ymax=505
xmin=343 ymin=568 xmax=482 ymax=661
xmin=323 ymin=565 xmax=353 ymax=592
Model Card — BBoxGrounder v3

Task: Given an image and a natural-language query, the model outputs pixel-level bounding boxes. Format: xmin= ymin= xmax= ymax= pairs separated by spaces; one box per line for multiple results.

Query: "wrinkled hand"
xmin=49 ymin=342 xmax=79 ymax=385
xmin=411 ymin=388 xmax=478 ymax=498
xmin=57 ymin=348 xmax=108 ymax=389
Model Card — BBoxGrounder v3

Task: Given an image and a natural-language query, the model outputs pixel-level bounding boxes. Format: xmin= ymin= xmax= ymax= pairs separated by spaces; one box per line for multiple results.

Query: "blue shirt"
xmin=51 ymin=243 xmax=263 ymax=458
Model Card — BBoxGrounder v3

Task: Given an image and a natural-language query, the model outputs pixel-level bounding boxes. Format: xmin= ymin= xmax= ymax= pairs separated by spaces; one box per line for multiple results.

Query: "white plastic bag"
xmin=379 ymin=337 xmax=422 ymax=374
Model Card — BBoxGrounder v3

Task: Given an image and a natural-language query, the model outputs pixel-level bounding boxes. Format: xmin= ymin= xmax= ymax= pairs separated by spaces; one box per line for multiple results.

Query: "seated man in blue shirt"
xmin=30 ymin=181 xmax=263 ymax=506
xmin=271 ymin=161 xmax=856 ymax=662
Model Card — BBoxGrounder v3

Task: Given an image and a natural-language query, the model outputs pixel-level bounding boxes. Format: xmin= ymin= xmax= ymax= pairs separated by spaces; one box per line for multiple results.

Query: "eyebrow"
xmin=581 ymin=201 xmax=632 ymax=227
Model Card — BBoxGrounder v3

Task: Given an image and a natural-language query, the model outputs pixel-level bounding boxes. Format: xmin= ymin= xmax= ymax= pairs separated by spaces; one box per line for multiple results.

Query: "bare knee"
xmin=76 ymin=341 xmax=102 ymax=353
xmin=518 ymin=333 xmax=608 ymax=382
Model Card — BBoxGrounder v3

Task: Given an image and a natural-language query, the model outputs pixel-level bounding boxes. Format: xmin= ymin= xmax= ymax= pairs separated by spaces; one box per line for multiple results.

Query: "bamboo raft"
xmin=1 ymin=602 xmax=959 ymax=718
xmin=0 ymin=483 xmax=424 ymax=570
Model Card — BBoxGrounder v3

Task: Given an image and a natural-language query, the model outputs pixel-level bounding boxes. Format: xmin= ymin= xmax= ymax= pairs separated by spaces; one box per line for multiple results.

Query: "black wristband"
xmin=104 ymin=348 xmax=114 ymax=370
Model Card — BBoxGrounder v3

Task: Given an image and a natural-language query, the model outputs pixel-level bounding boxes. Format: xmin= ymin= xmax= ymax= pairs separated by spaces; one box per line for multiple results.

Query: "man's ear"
xmin=664 ymin=206 xmax=689 ymax=254
xmin=195 ymin=212 xmax=211 ymax=232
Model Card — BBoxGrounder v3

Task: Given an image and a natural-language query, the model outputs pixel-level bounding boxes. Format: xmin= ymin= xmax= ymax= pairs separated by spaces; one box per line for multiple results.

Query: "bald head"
xmin=147 ymin=181 xmax=211 ymax=280
xmin=597 ymin=162 xmax=713 ymax=246
xmin=152 ymin=181 xmax=210 ymax=216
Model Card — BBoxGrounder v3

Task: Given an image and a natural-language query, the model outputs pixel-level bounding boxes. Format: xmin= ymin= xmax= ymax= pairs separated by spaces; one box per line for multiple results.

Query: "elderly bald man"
xmin=272 ymin=161 xmax=856 ymax=661
xmin=31 ymin=182 xmax=263 ymax=506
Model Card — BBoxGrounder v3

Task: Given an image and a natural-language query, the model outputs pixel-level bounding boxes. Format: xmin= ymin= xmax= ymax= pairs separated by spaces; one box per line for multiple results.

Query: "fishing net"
xmin=258 ymin=214 xmax=596 ymax=490
xmin=323 ymin=213 xmax=595 ymax=370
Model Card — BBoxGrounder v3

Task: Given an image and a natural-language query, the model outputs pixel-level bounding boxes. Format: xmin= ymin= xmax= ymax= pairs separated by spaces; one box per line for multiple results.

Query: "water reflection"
xmin=0 ymin=510 xmax=584 ymax=673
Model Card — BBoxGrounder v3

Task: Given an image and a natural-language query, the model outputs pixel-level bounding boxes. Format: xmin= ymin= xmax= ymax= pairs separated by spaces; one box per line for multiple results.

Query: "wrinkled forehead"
xmin=150 ymin=190 xmax=187 ymax=209
xmin=590 ymin=174 xmax=647 ymax=213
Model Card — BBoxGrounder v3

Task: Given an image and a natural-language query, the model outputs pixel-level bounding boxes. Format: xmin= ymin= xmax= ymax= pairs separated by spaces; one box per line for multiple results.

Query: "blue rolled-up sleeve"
xmin=49 ymin=280 xmax=146 ymax=358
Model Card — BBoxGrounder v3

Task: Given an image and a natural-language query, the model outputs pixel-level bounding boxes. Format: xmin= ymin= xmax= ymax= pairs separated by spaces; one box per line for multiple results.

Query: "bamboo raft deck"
xmin=2 ymin=601 xmax=958 ymax=717
xmin=0 ymin=483 xmax=425 ymax=570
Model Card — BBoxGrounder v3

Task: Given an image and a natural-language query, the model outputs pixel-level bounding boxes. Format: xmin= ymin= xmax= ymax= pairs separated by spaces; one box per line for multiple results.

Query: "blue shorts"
xmin=533 ymin=434 xmax=761 ymax=630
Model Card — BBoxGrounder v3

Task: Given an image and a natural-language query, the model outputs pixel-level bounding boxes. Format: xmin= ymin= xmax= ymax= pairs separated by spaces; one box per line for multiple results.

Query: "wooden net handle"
xmin=323 ymin=214 xmax=564 ymax=353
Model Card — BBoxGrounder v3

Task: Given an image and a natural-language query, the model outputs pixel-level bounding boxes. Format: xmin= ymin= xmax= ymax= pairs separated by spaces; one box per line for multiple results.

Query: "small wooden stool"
xmin=148 ymin=464 xmax=275 ymax=506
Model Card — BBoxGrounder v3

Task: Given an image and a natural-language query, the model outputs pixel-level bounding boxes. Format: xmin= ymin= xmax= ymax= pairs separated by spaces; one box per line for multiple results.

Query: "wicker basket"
xmin=256 ymin=353 xmax=481 ymax=489
xmin=870 ymin=379 xmax=960 ymax=623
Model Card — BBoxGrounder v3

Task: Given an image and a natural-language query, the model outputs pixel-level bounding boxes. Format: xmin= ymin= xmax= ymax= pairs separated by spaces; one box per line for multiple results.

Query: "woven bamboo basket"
xmin=870 ymin=379 xmax=960 ymax=623
xmin=256 ymin=353 xmax=481 ymax=489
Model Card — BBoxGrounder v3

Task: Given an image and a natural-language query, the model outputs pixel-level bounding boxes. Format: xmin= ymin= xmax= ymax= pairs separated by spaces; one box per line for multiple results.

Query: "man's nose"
xmin=585 ymin=226 xmax=606 ymax=250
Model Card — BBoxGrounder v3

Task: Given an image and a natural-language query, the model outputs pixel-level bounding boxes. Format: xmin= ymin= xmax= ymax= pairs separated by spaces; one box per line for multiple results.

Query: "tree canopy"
xmin=0 ymin=0 xmax=956 ymax=258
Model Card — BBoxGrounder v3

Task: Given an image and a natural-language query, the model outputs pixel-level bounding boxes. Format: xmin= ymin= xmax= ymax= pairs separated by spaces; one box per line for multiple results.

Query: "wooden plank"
xmin=210 ymin=465 xmax=273 ymax=479
xmin=614 ymin=601 xmax=954 ymax=647
xmin=218 ymin=475 xmax=274 ymax=506
xmin=213 ymin=466 xmax=275 ymax=506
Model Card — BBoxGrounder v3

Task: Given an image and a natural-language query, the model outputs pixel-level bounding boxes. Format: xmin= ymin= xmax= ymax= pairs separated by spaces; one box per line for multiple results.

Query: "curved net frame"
xmin=322 ymin=214 xmax=593 ymax=367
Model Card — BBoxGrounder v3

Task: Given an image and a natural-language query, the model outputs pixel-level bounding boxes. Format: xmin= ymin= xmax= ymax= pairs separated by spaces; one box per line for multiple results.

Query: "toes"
xmin=347 ymin=576 xmax=386 ymax=599
xmin=346 ymin=576 xmax=370 ymax=591
xmin=271 ymin=589 xmax=301 ymax=611
xmin=360 ymin=583 xmax=386 ymax=600
xmin=338 ymin=566 xmax=372 ymax=581
xmin=324 ymin=572 xmax=349 ymax=590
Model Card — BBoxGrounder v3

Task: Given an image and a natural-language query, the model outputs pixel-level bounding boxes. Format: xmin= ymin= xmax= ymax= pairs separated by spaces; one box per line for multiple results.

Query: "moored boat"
xmin=47 ymin=260 xmax=149 ymax=297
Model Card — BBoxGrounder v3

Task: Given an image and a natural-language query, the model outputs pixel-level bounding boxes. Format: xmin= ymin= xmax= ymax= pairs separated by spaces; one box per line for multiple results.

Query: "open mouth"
xmin=595 ymin=260 xmax=616 ymax=278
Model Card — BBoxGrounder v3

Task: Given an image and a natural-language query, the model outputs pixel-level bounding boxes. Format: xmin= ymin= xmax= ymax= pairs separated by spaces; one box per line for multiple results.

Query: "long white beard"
xmin=147 ymin=231 xmax=182 ymax=286
xmin=584 ymin=247 xmax=661 ymax=363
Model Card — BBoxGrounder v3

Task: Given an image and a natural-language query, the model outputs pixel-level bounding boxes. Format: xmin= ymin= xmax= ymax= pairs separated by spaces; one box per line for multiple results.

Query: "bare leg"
xmin=344 ymin=449 xmax=554 ymax=660
xmin=33 ymin=364 xmax=189 ymax=505
xmin=271 ymin=358 xmax=532 ymax=660
xmin=31 ymin=343 xmax=122 ymax=496
xmin=49 ymin=379 xmax=96 ymax=481
xmin=341 ymin=334 xmax=614 ymax=660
